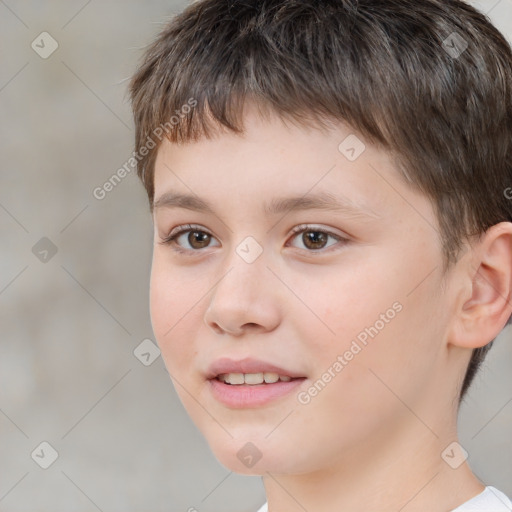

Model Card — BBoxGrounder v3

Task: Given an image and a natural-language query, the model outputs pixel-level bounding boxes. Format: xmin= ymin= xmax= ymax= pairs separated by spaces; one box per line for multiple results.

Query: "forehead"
xmin=152 ymin=106 xmax=433 ymax=230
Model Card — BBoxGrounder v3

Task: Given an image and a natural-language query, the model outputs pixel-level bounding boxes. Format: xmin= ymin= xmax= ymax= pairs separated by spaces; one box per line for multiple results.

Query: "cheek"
xmin=307 ymin=261 xmax=400 ymax=346
xmin=288 ymin=298 xmax=436 ymax=461
xmin=149 ymin=257 xmax=201 ymax=372
xmin=310 ymin=249 xmax=441 ymax=391
xmin=149 ymin=259 xmax=173 ymax=340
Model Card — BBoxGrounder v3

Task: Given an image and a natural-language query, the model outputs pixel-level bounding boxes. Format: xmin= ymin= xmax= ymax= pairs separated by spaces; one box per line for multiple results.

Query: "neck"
xmin=261 ymin=417 xmax=484 ymax=512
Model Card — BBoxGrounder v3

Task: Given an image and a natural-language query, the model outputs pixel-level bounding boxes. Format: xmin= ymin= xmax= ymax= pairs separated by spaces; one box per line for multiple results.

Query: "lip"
xmin=205 ymin=357 xmax=305 ymax=380
xmin=205 ymin=357 xmax=307 ymax=408
xmin=208 ymin=377 xmax=306 ymax=408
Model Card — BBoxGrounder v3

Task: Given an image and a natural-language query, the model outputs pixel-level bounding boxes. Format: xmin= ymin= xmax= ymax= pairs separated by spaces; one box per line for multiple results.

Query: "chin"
xmin=206 ymin=435 xmax=303 ymax=476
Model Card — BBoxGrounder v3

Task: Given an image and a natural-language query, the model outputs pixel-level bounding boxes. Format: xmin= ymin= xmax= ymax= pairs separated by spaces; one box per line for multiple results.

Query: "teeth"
xmin=244 ymin=373 xmax=263 ymax=385
xmin=224 ymin=373 xmax=245 ymax=385
xmin=263 ymin=372 xmax=279 ymax=383
xmin=217 ymin=372 xmax=295 ymax=385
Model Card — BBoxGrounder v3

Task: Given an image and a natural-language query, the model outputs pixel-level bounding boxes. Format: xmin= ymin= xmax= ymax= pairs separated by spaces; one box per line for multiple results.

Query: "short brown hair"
xmin=129 ymin=0 xmax=512 ymax=400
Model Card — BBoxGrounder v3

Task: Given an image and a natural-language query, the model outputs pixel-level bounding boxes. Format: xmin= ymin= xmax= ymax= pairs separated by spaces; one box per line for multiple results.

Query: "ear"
xmin=449 ymin=222 xmax=512 ymax=349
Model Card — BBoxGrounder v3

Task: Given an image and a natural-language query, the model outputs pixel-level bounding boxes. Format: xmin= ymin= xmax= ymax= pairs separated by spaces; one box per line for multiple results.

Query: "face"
xmin=150 ymin=104 xmax=459 ymax=476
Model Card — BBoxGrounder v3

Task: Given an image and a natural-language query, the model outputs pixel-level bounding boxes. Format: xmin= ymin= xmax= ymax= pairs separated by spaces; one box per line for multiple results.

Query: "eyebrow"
xmin=152 ymin=191 xmax=381 ymax=219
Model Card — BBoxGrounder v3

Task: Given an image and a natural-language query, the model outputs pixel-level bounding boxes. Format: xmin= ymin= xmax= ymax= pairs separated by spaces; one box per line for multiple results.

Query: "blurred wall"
xmin=0 ymin=1 xmax=511 ymax=511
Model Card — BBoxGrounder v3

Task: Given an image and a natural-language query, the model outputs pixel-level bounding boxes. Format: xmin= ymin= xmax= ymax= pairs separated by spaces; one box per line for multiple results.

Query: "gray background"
xmin=0 ymin=1 xmax=511 ymax=511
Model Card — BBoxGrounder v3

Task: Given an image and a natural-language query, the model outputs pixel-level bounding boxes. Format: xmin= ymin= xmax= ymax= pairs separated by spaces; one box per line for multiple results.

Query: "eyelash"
xmin=158 ymin=223 xmax=348 ymax=255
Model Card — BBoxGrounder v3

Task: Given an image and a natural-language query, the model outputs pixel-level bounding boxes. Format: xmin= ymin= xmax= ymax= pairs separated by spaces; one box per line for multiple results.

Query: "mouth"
xmin=205 ymin=357 xmax=307 ymax=407
xmin=215 ymin=372 xmax=300 ymax=385
xmin=208 ymin=372 xmax=307 ymax=408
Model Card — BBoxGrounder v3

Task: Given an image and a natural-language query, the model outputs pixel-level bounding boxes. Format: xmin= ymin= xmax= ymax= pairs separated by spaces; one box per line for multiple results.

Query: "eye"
xmin=287 ymin=224 xmax=347 ymax=252
xmin=159 ymin=223 xmax=348 ymax=254
xmin=159 ymin=224 xmax=220 ymax=253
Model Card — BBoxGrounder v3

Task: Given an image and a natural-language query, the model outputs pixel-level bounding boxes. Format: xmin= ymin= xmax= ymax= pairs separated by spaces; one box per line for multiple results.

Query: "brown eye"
xmin=301 ymin=231 xmax=329 ymax=250
xmin=160 ymin=224 xmax=347 ymax=255
xmin=187 ymin=230 xmax=211 ymax=249
xmin=289 ymin=226 xmax=344 ymax=252
xmin=159 ymin=224 xmax=220 ymax=252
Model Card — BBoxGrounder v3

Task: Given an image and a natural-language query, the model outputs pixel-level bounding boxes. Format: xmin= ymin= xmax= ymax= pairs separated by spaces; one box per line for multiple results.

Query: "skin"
xmin=149 ymin=102 xmax=512 ymax=512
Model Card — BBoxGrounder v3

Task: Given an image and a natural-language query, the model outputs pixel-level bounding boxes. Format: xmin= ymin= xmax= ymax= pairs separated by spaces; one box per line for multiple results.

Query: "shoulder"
xmin=451 ymin=486 xmax=512 ymax=511
xmin=254 ymin=487 xmax=512 ymax=512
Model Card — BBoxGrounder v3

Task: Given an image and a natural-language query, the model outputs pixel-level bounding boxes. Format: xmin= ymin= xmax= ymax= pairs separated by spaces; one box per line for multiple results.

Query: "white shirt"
xmin=256 ymin=486 xmax=512 ymax=512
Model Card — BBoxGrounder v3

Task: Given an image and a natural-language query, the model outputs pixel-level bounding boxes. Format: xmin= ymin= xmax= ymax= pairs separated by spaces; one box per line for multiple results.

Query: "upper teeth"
xmin=217 ymin=373 xmax=293 ymax=385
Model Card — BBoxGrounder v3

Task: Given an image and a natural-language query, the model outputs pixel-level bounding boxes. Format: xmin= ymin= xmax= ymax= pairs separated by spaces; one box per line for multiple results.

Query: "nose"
xmin=203 ymin=254 xmax=282 ymax=337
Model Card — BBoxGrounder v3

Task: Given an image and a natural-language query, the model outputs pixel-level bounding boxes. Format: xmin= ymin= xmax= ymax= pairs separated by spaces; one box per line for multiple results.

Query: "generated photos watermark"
xmin=92 ymin=97 xmax=197 ymax=201
xmin=297 ymin=301 xmax=403 ymax=405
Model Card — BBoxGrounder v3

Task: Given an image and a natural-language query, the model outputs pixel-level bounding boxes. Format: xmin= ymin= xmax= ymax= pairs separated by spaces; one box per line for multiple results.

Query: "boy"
xmin=129 ymin=0 xmax=512 ymax=510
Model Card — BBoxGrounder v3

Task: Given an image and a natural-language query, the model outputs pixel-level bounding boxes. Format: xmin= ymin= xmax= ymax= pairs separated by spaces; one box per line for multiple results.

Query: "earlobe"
xmin=451 ymin=222 xmax=512 ymax=349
